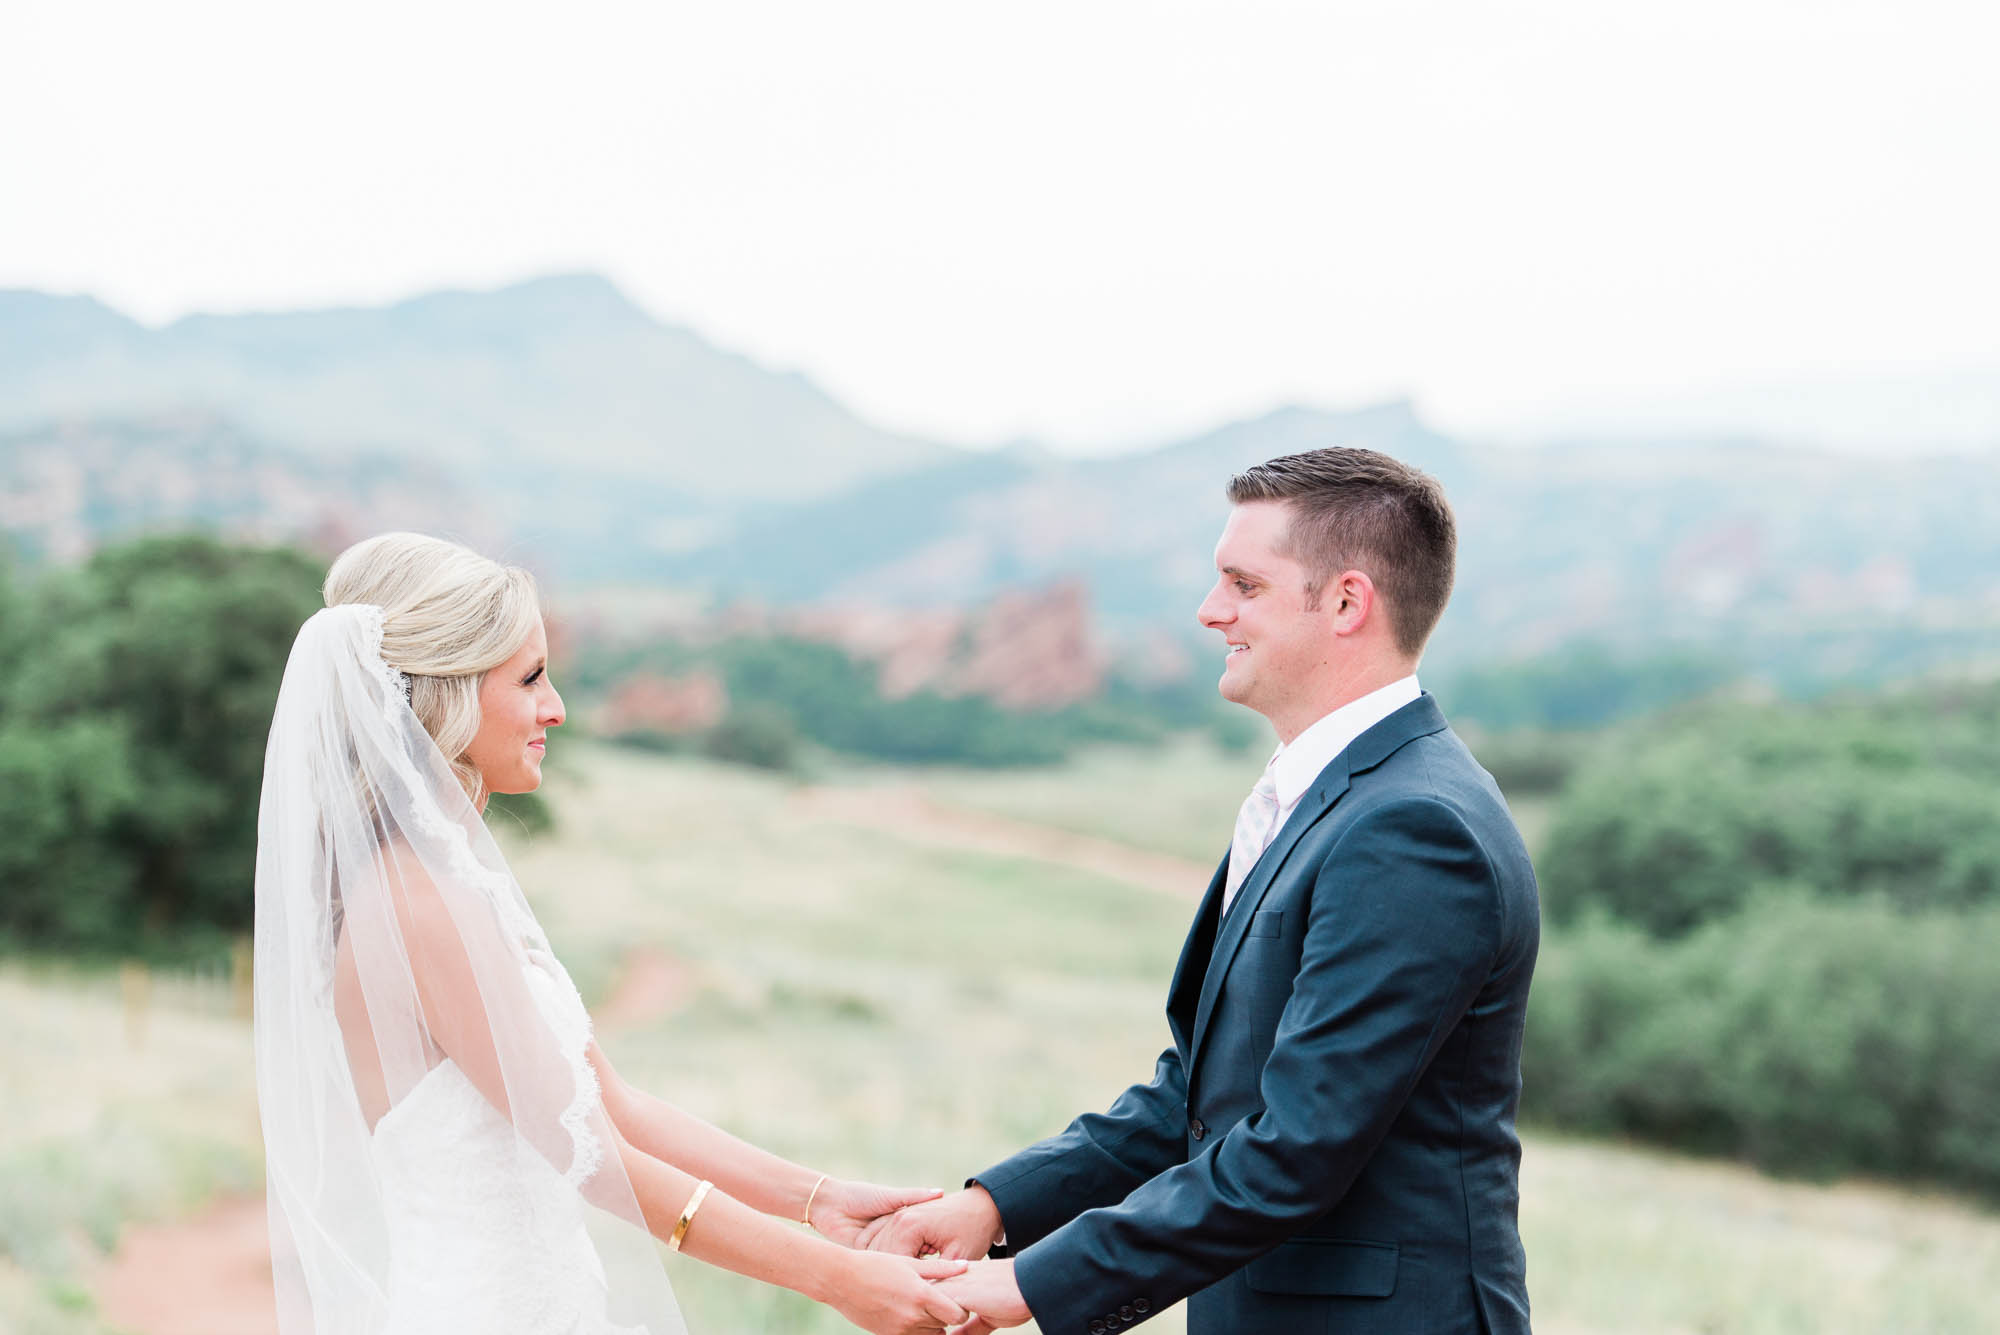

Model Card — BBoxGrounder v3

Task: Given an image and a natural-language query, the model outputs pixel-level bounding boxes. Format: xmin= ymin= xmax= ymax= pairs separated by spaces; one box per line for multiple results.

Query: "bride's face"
xmin=465 ymin=617 xmax=564 ymax=800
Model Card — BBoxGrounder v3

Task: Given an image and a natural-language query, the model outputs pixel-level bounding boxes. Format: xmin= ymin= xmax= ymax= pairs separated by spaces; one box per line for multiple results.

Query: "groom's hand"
xmin=857 ymin=1184 xmax=1005 ymax=1260
xmin=809 ymin=1179 xmax=948 ymax=1248
xmin=937 ymin=1259 xmax=1031 ymax=1333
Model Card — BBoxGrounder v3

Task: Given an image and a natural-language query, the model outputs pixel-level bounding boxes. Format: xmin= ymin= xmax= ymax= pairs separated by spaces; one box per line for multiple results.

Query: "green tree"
xmin=702 ymin=702 xmax=802 ymax=772
xmin=711 ymin=637 xmax=1069 ymax=766
xmin=1442 ymin=643 xmax=1737 ymax=732
xmin=0 ymin=548 xmax=18 ymax=675
xmin=0 ymin=536 xmax=324 ymax=952
xmin=1540 ymin=691 xmax=2000 ymax=936
xmin=1524 ymin=896 xmax=2000 ymax=1197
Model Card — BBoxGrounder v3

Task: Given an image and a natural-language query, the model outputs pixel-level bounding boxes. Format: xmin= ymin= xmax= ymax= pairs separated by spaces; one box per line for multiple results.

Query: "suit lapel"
xmin=1186 ymin=758 xmax=1351 ymax=1069
xmin=1166 ymin=854 xmax=1230 ymax=1055
xmin=1183 ymin=694 xmax=1451 ymax=1073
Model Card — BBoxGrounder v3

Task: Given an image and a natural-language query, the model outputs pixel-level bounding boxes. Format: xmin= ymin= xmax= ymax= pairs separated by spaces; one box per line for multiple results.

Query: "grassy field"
xmin=5 ymin=740 xmax=1997 ymax=1333
xmin=876 ymin=735 xmax=1267 ymax=865
xmin=903 ymin=734 xmax=1561 ymax=862
xmin=0 ymin=965 xmax=261 ymax=1335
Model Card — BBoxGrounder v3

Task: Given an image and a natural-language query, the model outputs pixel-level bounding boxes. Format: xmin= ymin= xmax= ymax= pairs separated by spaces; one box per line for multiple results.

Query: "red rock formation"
xmin=594 ymin=670 xmax=727 ymax=738
xmin=792 ymin=579 xmax=1105 ymax=712
xmin=944 ymin=580 xmax=1103 ymax=710
xmin=580 ymin=579 xmax=1109 ymax=721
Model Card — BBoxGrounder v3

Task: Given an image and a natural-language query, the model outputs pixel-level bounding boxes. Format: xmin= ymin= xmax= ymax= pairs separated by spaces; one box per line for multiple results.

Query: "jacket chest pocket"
xmin=1234 ymin=910 xmax=1295 ymax=992
xmin=1231 ymin=909 xmax=1294 ymax=1073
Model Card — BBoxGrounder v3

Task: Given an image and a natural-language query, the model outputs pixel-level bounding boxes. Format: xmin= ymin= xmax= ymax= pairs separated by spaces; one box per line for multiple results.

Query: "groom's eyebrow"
xmin=1221 ymin=564 xmax=1267 ymax=583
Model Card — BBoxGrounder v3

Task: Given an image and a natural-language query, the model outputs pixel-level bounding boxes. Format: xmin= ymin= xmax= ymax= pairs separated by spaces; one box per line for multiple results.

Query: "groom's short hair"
xmin=1227 ymin=448 xmax=1457 ymax=656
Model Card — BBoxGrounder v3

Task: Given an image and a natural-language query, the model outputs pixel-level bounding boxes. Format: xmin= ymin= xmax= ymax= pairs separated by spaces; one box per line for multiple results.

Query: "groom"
xmin=866 ymin=448 xmax=1538 ymax=1334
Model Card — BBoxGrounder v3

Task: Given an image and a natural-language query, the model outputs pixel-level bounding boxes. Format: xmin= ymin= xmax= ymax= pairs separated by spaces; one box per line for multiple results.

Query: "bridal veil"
xmin=253 ymin=603 xmax=685 ymax=1333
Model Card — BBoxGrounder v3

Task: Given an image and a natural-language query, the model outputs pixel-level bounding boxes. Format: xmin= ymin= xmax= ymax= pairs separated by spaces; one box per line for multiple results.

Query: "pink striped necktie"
xmin=1223 ymin=761 xmax=1282 ymax=913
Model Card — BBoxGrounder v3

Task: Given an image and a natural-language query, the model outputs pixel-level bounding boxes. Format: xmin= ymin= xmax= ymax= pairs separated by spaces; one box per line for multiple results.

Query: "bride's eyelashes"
xmin=522 ymin=665 xmax=545 ymax=687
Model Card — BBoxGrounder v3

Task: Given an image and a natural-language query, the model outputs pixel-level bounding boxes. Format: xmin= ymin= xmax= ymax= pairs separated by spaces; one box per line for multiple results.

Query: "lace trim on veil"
xmin=352 ymin=602 xmax=606 ymax=1187
xmin=351 ymin=603 xmax=411 ymax=710
xmin=557 ymin=1012 xmax=607 ymax=1188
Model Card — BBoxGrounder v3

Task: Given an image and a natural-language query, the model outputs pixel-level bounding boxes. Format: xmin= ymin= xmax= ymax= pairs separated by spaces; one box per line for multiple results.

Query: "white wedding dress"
xmin=258 ymin=605 xmax=684 ymax=1335
xmin=367 ymin=936 xmax=641 ymax=1335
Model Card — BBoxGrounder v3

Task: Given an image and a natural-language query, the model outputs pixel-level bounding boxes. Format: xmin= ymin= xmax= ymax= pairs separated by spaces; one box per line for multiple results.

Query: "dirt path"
xmin=595 ymin=945 xmax=697 ymax=1031
xmin=95 ymin=1195 xmax=277 ymax=1335
xmin=792 ymin=785 xmax=1212 ymax=900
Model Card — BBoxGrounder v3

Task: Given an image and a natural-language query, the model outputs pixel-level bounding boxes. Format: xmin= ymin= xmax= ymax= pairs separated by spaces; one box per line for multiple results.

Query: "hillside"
xmin=664 ymin=402 xmax=2000 ymax=685
xmin=5 ymin=278 xmax=1999 ymax=692
xmin=0 ymin=414 xmax=491 ymax=563
xmin=0 ymin=275 xmax=945 ymax=507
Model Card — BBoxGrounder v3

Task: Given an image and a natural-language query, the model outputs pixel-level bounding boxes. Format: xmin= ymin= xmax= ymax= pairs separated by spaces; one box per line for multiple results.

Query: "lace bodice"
xmin=368 ymin=942 xmax=639 ymax=1335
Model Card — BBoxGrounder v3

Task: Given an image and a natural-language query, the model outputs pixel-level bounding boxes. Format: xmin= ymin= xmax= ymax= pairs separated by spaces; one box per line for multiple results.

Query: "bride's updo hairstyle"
xmin=323 ymin=532 xmax=540 ymax=804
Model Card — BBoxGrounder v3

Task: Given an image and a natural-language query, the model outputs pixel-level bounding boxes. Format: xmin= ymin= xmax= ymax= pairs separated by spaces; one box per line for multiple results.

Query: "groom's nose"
xmin=1197 ymin=582 xmax=1232 ymax=630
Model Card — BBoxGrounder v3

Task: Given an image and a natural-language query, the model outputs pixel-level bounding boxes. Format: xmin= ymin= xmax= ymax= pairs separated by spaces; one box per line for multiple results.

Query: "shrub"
xmin=1459 ymin=728 xmax=1589 ymax=797
xmin=1524 ymin=895 xmax=2000 ymax=1197
xmin=1442 ymin=642 xmax=1737 ymax=732
xmin=1539 ymin=693 xmax=2000 ymax=936
xmin=710 ymin=637 xmax=1070 ymax=766
xmin=703 ymin=703 xmax=802 ymax=772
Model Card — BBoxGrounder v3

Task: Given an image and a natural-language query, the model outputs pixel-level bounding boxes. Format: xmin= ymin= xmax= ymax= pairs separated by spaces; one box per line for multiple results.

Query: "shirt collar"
xmin=1266 ymin=675 xmax=1423 ymax=810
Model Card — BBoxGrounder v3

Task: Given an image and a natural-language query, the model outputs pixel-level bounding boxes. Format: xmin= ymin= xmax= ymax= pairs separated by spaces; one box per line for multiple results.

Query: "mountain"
xmin=680 ymin=401 xmax=1456 ymax=606
xmin=5 ymin=278 xmax=1997 ymax=697
xmin=0 ymin=275 xmax=946 ymax=508
xmin=0 ymin=413 xmax=493 ymax=564
xmin=657 ymin=402 xmax=2000 ymax=686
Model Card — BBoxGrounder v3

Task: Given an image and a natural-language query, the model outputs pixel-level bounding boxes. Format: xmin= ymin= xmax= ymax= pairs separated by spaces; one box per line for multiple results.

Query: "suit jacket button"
xmin=1134 ymin=1299 xmax=1151 ymax=1314
xmin=1120 ymin=1305 xmax=1136 ymax=1321
xmin=1089 ymin=1323 xmax=1106 ymax=1335
xmin=1189 ymin=1116 xmax=1206 ymax=1140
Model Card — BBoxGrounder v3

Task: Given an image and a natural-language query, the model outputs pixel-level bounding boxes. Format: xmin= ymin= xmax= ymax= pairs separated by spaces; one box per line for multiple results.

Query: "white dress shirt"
xmin=1222 ymin=674 xmax=1423 ymax=913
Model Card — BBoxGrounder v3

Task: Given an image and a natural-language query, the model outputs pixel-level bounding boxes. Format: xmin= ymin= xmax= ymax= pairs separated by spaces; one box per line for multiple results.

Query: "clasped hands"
xmin=835 ymin=1182 xmax=1029 ymax=1335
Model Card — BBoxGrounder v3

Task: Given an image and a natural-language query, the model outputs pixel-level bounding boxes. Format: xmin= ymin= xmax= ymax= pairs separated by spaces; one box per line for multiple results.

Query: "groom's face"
xmin=1197 ymin=500 xmax=1334 ymax=730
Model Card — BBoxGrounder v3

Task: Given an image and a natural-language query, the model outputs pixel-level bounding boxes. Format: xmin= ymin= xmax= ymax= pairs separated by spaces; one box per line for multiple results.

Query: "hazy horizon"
xmin=13 ymin=271 xmax=1995 ymax=461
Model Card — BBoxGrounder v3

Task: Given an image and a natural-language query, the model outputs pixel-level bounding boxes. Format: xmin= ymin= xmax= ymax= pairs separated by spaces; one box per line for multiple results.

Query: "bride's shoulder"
xmin=369 ymin=837 xmax=511 ymax=956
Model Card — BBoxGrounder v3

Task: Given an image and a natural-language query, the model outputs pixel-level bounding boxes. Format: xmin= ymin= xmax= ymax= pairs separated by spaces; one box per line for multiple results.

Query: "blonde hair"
xmin=324 ymin=532 xmax=541 ymax=804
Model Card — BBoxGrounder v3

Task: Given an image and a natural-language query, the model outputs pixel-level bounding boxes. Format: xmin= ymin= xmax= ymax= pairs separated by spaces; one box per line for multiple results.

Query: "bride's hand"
xmin=825 ymin=1251 xmax=968 ymax=1335
xmin=810 ymin=1178 xmax=947 ymax=1248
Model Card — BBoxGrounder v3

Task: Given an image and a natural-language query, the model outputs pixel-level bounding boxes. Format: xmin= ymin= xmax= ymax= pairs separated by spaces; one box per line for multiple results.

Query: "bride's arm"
xmin=606 ymin=1124 xmax=970 ymax=1332
xmin=590 ymin=1040 xmax=944 ymax=1243
xmin=389 ymin=874 xmax=968 ymax=1332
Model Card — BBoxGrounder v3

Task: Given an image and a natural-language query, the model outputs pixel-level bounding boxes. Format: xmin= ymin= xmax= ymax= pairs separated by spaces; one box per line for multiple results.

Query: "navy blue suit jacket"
xmin=975 ymin=695 xmax=1538 ymax=1335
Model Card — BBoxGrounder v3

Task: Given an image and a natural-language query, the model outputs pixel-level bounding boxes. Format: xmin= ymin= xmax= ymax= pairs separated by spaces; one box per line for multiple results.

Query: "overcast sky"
xmin=4 ymin=0 xmax=1995 ymax=452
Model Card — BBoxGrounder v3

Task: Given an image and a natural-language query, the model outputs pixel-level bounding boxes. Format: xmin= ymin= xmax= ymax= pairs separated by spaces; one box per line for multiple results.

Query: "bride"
xmin=254 ymin=532 xmax=970 ymax=1334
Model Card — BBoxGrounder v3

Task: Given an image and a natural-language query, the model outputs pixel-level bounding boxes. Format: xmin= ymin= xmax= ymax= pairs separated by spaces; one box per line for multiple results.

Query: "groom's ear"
xmin=1323 ymin=569 xmax=1375 ymax=636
